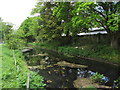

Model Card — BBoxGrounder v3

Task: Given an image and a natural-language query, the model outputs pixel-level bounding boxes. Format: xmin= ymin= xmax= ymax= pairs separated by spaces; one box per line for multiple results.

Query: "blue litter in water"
xmin=102 ymin=77 xmax=109 ymax=83
xmin=88 ymin=71 xmax=95 ymax=76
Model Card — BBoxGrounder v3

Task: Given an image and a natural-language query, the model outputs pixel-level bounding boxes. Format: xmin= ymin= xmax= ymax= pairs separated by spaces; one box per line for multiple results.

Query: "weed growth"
xmin=2 ymin=44 xmax=45 ymax=88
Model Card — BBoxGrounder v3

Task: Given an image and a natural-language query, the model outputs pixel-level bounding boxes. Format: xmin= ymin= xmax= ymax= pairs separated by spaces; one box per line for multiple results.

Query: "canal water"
xmin=23 ymin=47 xmax=120 ymax=88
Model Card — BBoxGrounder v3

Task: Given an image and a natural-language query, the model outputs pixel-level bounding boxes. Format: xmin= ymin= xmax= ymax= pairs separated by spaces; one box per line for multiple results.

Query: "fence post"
xmin=12 ymin=50 xmax=16 ymax=66
xmin=26 ymin=73 xmax=30 ymax=89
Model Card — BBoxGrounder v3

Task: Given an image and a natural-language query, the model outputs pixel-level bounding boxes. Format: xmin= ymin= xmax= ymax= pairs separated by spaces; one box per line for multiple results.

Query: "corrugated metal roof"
xmin=62 ymin=27 xmax=107 ymax=36
xmin=77 ymin=31 xmax=107 ymax=36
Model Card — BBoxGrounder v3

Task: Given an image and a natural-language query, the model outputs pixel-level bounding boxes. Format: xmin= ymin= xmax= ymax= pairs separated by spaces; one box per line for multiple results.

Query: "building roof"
xmin=62 ymin=27 xmax=107 ymax=36
xmin=78 ymin=27 xmax=107 ymax=36
xmin=89 ymin=27 xmax=104 ymax=31
xmin=77 ymin=31 xmax=107 ymax=36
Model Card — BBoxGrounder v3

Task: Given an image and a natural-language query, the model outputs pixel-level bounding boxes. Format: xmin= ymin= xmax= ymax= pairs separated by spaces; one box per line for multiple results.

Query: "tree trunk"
xmin=110 ymin=23 xmax=120 ymax=49
xmin=110 ymin=33 xmax=119 ymax=49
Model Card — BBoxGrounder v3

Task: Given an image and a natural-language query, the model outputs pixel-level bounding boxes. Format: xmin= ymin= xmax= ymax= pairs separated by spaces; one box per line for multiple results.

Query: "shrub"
xmin=19 ymin=71 xmax=46 ymax=88
xmin=90 ymin=72 xmax=104 ymax=84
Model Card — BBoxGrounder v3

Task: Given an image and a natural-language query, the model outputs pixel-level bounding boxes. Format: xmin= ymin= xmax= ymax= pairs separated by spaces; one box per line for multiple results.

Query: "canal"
xmin=23 ymin=46 xmax=120 ymax=88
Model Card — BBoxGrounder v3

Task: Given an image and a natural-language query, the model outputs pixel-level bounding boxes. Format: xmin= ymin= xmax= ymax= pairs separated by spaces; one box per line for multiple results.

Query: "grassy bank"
xmin=1 ymin=44 xmax=45 ymax=88
xmin=30 ymin=42 xmax=120 ymax=65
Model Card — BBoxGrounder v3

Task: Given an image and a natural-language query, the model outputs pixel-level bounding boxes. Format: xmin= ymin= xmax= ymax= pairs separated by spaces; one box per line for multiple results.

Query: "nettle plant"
xmin=90 ymin=72 xmax=108 ymax=84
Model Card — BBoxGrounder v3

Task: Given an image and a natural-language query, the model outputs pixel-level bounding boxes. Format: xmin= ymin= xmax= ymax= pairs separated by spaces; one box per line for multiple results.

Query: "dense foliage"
xmin=2 ymin=45 xmax=45 ymax=88
xmin=0 ymin=18 xmax=25 ymax=49
xmin=1 ymin=2 xmax=120 ymax=49
xmin=16 ymin=1 xmax=120 ymax=49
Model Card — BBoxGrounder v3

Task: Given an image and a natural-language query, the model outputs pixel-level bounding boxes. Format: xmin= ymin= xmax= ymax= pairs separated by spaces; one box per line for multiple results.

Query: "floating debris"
xmin=48 ymin=71 xmax=51 ymax=74
xmin=28 ymin=65 xmax=53 ymax=70
xmin=40 ymin=59 xmax=48 ymax=65
xmin=22 ymin=48 xmax=33 ymax=53
xmin=31 ymin=53 xmax=48 ymax=57
xmin=55 ymin=61 xmax=88 ymax=68
xmin=47 ymin=80 xmax=52 ymax=83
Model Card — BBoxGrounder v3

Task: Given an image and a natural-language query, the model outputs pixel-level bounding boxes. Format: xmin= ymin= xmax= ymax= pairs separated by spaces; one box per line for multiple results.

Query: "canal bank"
xmin=29 ymin=42 xmax=120 ymax=66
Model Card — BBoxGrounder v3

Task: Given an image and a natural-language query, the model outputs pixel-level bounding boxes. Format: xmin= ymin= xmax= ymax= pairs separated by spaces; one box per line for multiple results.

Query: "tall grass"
xmin=0 ymin=44 xmax=2 ymax=89
xmin=58 ymin=45 xmax=120 ymax=64
xmin=2 ymin=44 xmax=45 ymax=88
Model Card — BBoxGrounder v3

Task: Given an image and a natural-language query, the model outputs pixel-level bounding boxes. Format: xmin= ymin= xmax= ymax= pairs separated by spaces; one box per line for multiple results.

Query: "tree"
xmin=29 ymin=16 xmax=43 ymax=42
xmin=71 ymin=2 xmax=95 ymax=35
xmin=1 ymin=22 xmax=13 ymax=43
xmin=0 ymin=18 xmax=4 ymax=41
xmin=90 ymin=2 xmax=120 ymax=48
xmin=0 ymin=18 xmax=25 ymax=49
xmin=18 ymin=17 xmax=37 ymax=42
xmin=31 ymin=2 xmax=63 ymax=41
xmin=72 ymin=2 xmax=120 ymax=48
xmin=31 ymin=1 xmax=119 ymax=48
xmin=53 ymin=2 xmax=74 ymax=36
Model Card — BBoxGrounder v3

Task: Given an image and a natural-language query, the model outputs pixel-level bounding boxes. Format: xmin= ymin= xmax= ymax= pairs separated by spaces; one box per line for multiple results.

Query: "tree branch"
xmin=92 ymin=8 xmax=106 ymax=19
xmin=95 ymin=19 xmax=110 ymax=33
